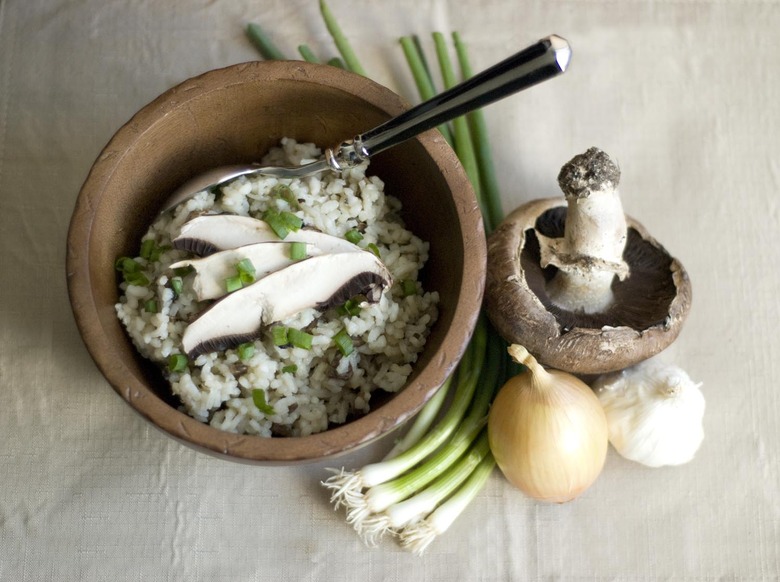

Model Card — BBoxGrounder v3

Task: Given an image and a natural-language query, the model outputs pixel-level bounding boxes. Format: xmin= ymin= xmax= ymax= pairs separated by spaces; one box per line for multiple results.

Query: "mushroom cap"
xmin=485 ymin=197 xmax=692 ymax=375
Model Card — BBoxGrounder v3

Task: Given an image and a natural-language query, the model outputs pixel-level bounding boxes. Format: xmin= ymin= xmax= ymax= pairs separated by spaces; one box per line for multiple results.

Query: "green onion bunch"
xmin=246 ymin=1 xmax=509 ymax=554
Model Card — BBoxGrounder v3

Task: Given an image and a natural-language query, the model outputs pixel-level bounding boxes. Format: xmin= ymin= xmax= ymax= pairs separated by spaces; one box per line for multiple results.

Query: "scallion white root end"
xmin=321 ymin=468 xmax=365 ymax=511
xmin=399 ymin=453 xmax=496 ymax=555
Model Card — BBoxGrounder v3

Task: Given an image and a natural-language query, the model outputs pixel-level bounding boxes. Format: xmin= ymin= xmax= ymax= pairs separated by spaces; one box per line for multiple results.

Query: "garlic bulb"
xmin=593 ymin=359 xmax=705 ymax=468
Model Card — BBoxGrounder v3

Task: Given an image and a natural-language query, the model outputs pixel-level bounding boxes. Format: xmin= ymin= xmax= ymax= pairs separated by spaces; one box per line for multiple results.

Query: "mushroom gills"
xmin=170 ymin=242 xmax=322 ymax=301
xmin=181 ymin=251 xmax=393 ymax=358
xmin=172 ymin=214 xmax=362 ymax=256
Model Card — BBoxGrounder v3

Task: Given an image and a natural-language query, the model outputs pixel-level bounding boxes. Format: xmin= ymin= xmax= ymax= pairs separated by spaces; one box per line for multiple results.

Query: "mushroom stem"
xmin=539 ymin=148 xmax=629 ymax=314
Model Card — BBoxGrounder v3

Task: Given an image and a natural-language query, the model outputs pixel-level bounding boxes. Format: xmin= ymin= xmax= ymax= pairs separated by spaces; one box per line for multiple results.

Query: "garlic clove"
xmin=593 ymin=359 xmax=705 ymax=468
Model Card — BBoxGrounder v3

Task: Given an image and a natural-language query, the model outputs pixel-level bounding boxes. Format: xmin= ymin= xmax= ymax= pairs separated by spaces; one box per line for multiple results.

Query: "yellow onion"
xmin=488 ymin=344 xmax=608 ymax=503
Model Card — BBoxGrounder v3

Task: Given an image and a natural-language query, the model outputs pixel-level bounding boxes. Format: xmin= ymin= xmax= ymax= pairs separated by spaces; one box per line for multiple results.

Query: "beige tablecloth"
xmin=1 ymin=0 xmax=778 ymax=579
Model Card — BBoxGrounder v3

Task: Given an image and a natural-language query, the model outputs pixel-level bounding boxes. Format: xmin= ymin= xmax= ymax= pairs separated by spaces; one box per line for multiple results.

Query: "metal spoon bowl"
xmin=163 ymin=34 xmax=571 ymax=212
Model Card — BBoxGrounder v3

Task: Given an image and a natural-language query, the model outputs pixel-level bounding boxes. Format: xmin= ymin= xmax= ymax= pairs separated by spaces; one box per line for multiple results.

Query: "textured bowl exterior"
xmin=67 ymin=61 xmax=485 ymax=464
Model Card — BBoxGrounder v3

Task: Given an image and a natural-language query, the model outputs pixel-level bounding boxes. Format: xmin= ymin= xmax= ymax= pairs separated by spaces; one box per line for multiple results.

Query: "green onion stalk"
xmin=246 ymin=4 xmax=509 ymax=554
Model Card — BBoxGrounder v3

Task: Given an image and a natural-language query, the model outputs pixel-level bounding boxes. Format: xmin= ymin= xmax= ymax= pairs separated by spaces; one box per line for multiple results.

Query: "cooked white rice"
xmin=115 ymin=139 xmax=439 ymax=437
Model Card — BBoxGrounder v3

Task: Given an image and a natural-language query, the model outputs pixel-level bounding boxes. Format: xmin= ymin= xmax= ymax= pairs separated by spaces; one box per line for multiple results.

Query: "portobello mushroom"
xmin=485 ymin=148 xmax=692 ymax=375
xmin=181 ymin=251 xmax=392 ymax=358
xmin=170 ymin=242 xmax=321 ymax=301
xmin=172 ymin=214 xmax=362 ymax=256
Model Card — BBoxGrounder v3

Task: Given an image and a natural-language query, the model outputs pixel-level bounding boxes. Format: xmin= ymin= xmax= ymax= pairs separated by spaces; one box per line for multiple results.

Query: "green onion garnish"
xmin=170 ymin=276 xmax=183 ymax=297
xmin=238 ymin=342 xmax=255 ymax=362
xmin=115 ymin=257 xmax=140 ymax=273
xmin=263 ymin=208 xmax=290 ymax=239
xmin=337 ymin=297 xmax=362 ymax=317
xmin=225 ymin=275 xmax=243 ymax=293
xmin=272 ymin=326 xmax=289 ymax=346
xmin=123 ymin=271 xmax=150 ymax=287
xmin=280 ymin=211 xmax=303 ymax=232
xmin=167 ymin=353 xmax=188 ymax=373
xmin=345 ymin=229 xmax=363 ymax=244
xmin=288 ymin=328 xmax=313 ymax=350
xmin=281 ymin=364 xmax=298 ymax=374
xmin=333 ymin=328 xmax=354 ymax=356
xmin=148 ymin=245 xmax=169 ymax=262
xmin=236 ymin=258 xmax=256 ymax=285
xmin=367 ymin=243 xmax=381 ymax=258
xmin=251 ymin=389 xmax=275 ymax=416
xmin=289 ymin=242 xmax=307 ymax=261
xmin=139 ymin=239 xmax=156 ymax=260
xmin=272 ymin=184 xmax=300 ymax=209
xmin=401 ymin=280 xmax=418 ymax=297
xmin=236 ymin=258 xmax=256 ymax=277
xmin=144 ymin=299 xmax=158 ymax=313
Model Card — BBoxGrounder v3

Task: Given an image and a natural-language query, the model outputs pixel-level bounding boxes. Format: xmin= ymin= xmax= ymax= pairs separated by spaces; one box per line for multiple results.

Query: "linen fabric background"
xmin=0 ymin=0 xmax=778 ymax=580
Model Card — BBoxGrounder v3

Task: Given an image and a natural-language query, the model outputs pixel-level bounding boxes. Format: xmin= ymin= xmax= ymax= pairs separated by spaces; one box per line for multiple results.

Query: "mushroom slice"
xmin=170 ymin=242 xmax=322 ymax=301
xmin=172 ymin=214 xmax=362 ymax=256
xmin=181 ymin=251 xmax=392 ymax=358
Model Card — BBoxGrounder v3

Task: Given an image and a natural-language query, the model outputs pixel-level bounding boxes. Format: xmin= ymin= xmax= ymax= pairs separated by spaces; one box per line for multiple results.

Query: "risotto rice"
xmin=115 ymin=139 xmax=439 ymax=437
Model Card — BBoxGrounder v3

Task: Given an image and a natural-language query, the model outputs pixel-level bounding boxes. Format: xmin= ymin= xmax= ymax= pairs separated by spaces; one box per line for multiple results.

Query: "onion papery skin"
xmin=488 ymin=361 xmax=609 ymax=503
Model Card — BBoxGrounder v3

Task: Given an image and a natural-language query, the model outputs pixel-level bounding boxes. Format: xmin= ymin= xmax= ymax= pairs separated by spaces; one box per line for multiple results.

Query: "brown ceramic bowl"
xmin=67 ymin=61 xmax=485 ymax=464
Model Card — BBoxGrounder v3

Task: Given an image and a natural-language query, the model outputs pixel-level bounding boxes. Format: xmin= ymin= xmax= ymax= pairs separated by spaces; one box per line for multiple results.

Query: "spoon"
xmin=164 ymin=34 xmax=571 ymax=212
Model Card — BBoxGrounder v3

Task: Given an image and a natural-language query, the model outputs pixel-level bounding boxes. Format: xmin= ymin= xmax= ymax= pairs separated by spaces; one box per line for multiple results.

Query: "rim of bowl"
xmin=66 ymin=60 xmax=486 ymax=464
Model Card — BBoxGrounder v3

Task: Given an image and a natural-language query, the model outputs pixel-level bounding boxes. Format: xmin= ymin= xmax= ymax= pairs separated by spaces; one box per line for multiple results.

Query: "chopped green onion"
xmin=333 ymin=328 xmax=354 ymax=356
xmin=366 ymin=243 xmax=380 ymax=258
xmin=272 ymin=184 xmax=300 ymax=210
xmin=319 ymin=0 xmax=367 ymax=76
xmin=281 ymin=211 xmax=303 ymax=231
xmin=148 ymin=245 xmax=169 ymax=262
xmin=263 ymin=208 xmax=303 ymax=239
xmin=167 ymin=353 xmax=188 ymax=373
xmin=282 ymin=364 xmax=298 ymax=374
xmin=170 ymin=276 xmax=183 ymax=297
xmin=246 ymin=23 xmax=287 ymax=60
xmin=123 ymin=271 xmax=150 ymax=287
xmin=144 ymin=299 xmax=158 ymax=314
xmin=115 ymin=257 xmax=140 ymax=273
xmin=337 ymin=297 xmax=362 ymax=317
xmin=238 ymin=342 xmax=255 ymax=362
xmin=345 ymin=229 xmax=363 ymax=244
xmin=236 ymin=258 xmax=256 ymax=285
xmin=225 ymin=275 xmax=243 ymax=293
xmin=327 ymin=57 xmax=345 ymax=69
xmin=139 ymin=239 xmax=156 ymax=260
xmin=252 ymin=389 xmax=275 ymax=416
xmin=289 ymin=242 xmax=307 ymax=261
xmin=236 ymin=258 xmax=256 ymax=277
xmin=288 ymin=328 xmax=313 ymax=350
xmin=272 ymin=326 xmax=290 ymax=346
xmin=263 ymin=208 xmax=290 ymax=239
xmin=400 ymin=280 xmax=417 ymax=297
